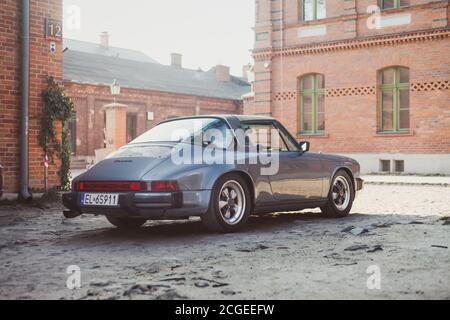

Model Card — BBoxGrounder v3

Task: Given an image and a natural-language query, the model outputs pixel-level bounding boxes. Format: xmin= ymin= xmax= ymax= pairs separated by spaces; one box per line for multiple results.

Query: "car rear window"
xmin=107 ymin=145 xmax=173 ymax=159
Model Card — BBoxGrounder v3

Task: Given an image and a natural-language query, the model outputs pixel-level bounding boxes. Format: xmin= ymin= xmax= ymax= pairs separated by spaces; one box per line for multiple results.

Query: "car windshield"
xmin=130 ymin=117 xmax=231 ymax=145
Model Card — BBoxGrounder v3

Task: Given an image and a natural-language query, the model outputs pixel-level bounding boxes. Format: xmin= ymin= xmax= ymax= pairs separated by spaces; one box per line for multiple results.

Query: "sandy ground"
xmin=0 ymin=184 xmax=449 ymax=300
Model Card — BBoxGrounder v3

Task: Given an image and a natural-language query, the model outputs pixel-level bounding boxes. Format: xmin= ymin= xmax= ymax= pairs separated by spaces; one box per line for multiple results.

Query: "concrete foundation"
xmin=339 ymin=153 xmax=450 ymax=175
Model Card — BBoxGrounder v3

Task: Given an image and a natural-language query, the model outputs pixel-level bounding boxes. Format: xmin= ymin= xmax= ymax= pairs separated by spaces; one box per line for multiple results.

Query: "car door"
xmin=242 ymin=121 xmax=324 ymax=201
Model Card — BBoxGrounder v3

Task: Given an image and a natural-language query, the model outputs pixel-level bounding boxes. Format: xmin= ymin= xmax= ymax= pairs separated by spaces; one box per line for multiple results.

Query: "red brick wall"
xmin=248 ymin=0 xmax=450 ymax=155
xmin=258 ymin=0 xmax=450 ymax=48
xmin=0 ymin=0 xmax=63 ymax=193
xmin=64 ymin=82 xmax=243 ymax=157
xmin=269 ymin=37 xmax=450 ymax=154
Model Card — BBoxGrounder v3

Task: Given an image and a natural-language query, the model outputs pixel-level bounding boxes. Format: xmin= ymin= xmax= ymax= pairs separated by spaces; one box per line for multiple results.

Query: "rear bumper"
xmin=62 ymin=190 xmax=211 ymax=219
xmin=356 ymin=178 xmax=364 ymax=191
xmin=355 ymin=178 xmax=364 ymax=199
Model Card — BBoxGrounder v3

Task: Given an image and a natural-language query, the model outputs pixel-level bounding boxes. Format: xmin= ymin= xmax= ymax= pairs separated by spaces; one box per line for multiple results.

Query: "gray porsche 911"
xmin=63 ymin=115 xmax=363 ymax=233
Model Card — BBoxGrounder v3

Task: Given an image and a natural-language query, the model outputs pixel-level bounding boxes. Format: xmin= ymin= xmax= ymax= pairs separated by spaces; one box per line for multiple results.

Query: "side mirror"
xmin=202 ymin=140 xmax=212 ymax=148
xmin=299 ymin=141 xmax=310 ymax=153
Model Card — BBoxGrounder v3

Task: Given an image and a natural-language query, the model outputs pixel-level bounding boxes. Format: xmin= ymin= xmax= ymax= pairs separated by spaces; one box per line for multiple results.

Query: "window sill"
xmin=380 ymin=6 xmax=410 ymax=13
xmin=297 ymin=133 xmax=329 ymax=139
xmin=373 ymin=130 xmax=415 ymax=137
xmin=298 ymin=18 xmax=329 ymax=26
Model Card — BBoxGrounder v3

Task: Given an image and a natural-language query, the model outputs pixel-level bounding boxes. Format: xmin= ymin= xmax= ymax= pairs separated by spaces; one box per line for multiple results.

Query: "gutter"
xmin=20 ymin=0 xmax=32 ymax=200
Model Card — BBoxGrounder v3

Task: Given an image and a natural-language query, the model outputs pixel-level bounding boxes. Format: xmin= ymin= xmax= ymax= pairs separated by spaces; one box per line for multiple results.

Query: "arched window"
xmin=379 ymin=67 xmax=410 ymax=132
xmin=299 ymin=73 xmax=325 ymax=134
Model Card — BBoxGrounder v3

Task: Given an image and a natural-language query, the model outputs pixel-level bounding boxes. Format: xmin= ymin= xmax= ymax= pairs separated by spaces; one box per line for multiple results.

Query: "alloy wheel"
xmin=332 ymin=176 xmax=351 ymax=211
xmin=218 ymin=180 xmax=246 ymax=225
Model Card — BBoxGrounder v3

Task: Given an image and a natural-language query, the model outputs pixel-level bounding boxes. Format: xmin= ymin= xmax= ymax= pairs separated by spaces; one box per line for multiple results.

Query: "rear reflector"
xmin=150 ymin=181 xmax=179 ymax=192
xmin=78 ymin=181 xmax=148 ymax=192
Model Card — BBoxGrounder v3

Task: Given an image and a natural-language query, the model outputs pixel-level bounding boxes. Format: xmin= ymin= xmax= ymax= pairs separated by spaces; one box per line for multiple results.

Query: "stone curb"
xmin=364 ymin=181 xmax=449 ymax=187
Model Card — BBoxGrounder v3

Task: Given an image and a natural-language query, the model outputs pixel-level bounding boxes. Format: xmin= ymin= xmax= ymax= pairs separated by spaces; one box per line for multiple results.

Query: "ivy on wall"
xmin=39 ymin=76 xmax=75 ymax=191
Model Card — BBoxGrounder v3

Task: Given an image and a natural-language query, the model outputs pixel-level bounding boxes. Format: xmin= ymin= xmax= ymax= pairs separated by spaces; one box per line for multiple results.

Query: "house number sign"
xmin=45 ymin=18 xmax=63 ymax=42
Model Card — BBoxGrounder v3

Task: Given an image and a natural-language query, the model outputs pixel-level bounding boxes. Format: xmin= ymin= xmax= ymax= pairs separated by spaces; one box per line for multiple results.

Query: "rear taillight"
xmin=150 ymin=181 xmax=179 ymax=192
xmin=76 ymin=181 xmax=179 ymax=192
xmin=78 ymin=181 xmax=149 ymax=192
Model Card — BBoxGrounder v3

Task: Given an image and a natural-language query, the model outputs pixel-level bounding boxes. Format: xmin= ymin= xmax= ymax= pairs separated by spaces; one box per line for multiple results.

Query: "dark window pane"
xmin=394 ymin=160 xmax=405 ymax=172
xmin=399 ymin=109 xmax=410 ymax=129
xmin=126 ymin=114 xmax=138 ymax=143
xmin=303 ymin=114 xmax=312 ymax=131
xmin=300 ymin=74 xmax=326 ymax=133
xmin=399 ymin=90 xmax=409 ymax=109
xmin=316 ymin=74 xmax=325 ymax=89
xmin=382 ymin=0 xmax=395 ymax=9
xmin=317 ymin=94 xmax=324 ymax=113
xmin=317 ymin=113 xmax=325 ymax=131
xmin=302 ymin=75 xmax=313 ymax=90
xmin=380 ymin=160 xmax=391 ymax=172
xmin=382 ymin=68 xmax=395 ymax=84
xmin=317 ymin=0 xmax=326 ymax=19
xmin=382 ymin=90 xmax=394 ymax=130
xmin=303 ymin=0 xmax=314 ymax=21
xmin=302 ymin=95 xmax=312 ymax=114
xmin=399 ymin=68 xmax=409 ymax=84
xmin=399 ymin=0 xmax=409 ymax=7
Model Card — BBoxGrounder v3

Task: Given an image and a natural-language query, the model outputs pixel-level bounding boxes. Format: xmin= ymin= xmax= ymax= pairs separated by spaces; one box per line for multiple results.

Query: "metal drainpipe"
xmin=20 ymin=0 xmax=32 ymax=200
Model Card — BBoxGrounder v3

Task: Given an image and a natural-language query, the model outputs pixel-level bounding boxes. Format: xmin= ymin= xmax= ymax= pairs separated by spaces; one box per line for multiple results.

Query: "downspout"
xmin=20 ymin=0 xmax=32 ymax=200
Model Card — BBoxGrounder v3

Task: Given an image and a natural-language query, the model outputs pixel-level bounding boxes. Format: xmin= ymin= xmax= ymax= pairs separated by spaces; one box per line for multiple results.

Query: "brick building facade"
xmin=65 ymin=83 xmax=245 ymax=161
xmin=0 ymin=0 xmax=63 ymax=194
xmin=63 ymin=37 xmax=250 ymax=165
xmin=245 ymin=0 xmax=450 ymax=174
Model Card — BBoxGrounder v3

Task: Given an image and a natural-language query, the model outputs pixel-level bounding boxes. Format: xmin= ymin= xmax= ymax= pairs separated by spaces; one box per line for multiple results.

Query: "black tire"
xmin=201 ymin=173 xmax=252 ymax=233
xmin=106 ymin=216 xmax=147 ymax=229
xmin=320 ymin=170 xmax=354 ymax=218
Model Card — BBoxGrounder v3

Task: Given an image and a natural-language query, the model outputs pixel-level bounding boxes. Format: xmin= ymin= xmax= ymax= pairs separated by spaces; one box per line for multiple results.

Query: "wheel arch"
xmin=213 ymin=170 xmax=256 ymax=210
xmin=331 ymin=166 xmax=355 ymax=193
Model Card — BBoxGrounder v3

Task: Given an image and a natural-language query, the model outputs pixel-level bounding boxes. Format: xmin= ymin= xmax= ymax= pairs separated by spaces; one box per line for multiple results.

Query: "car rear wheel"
xmin=106 ymin=216 xmax=147 ymax=229
xmin=202 ymin=173 xmax=251 ymax=233
xmin=321 ymin=170 xmax=354 ymax=218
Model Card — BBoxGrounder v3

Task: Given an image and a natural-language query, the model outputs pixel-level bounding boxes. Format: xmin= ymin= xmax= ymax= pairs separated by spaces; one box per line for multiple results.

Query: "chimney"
xmin=215 ymin=65 xmax=230 ymax=82
xmin=171 ymin=53 xmax=182 ymax=69
xmin=100 ymin=31 xmax=110 ymax=49
xmin=242 ymin=64 xmax=251 ymax=80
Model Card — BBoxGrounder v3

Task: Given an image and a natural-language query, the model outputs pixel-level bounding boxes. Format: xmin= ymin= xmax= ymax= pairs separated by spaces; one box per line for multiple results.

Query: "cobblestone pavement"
xmin=0 ymin=184 xmax=449 ymax=300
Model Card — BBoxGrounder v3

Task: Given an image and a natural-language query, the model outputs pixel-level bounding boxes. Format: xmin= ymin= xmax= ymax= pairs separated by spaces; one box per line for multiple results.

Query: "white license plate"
xmin=80 ymin=193 xmax=119 ymax=207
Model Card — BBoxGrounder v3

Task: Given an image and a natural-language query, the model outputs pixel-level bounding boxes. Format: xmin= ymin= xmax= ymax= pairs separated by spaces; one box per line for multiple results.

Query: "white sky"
xmin=63 ymin=0 xmax=255 ymax=76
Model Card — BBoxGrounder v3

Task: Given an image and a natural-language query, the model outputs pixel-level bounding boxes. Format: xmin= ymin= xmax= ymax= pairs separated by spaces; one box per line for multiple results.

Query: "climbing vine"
xmin=39 ymin=76 xmax=75 ymax=191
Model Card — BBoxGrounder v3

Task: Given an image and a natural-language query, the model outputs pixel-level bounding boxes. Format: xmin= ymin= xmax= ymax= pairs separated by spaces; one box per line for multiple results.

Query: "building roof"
xmin=63 ymin=42 xmax=251 ymax=101
xmin=63 ymin=38 xmax=159 ymax=64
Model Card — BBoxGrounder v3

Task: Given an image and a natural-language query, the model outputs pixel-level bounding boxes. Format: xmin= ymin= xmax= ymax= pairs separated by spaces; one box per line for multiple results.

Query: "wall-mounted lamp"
xmin=110 ymin=79 xmax=121 ymax=96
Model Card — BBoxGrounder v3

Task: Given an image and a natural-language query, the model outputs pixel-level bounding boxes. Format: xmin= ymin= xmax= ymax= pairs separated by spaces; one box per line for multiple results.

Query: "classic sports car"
xmin=63 ymin=115 xmax=363 ymax=232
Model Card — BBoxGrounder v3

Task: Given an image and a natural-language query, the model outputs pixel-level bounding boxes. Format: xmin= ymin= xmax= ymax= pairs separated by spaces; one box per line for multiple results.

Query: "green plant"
xmin=39 ymin=76 xmax=75 ymax=191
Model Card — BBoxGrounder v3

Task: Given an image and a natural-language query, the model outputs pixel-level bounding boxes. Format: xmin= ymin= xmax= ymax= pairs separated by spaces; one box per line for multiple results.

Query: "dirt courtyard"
xmin=0 ymin=184 xmax=449 ymax=300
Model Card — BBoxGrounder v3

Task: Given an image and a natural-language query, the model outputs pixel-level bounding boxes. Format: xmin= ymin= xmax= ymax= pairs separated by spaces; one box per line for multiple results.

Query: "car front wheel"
xmin=321 ymin=170 xmax=354 ymax=218
xmin=202 ymin=174 xmax=251 ymax=233
xmin=106 ymin=216 xmax=147 ymax=229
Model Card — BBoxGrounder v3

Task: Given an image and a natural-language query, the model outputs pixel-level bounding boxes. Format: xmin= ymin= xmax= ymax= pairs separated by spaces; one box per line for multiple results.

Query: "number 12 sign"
xmin=45 ymin=18 xmax=62 ymax=42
